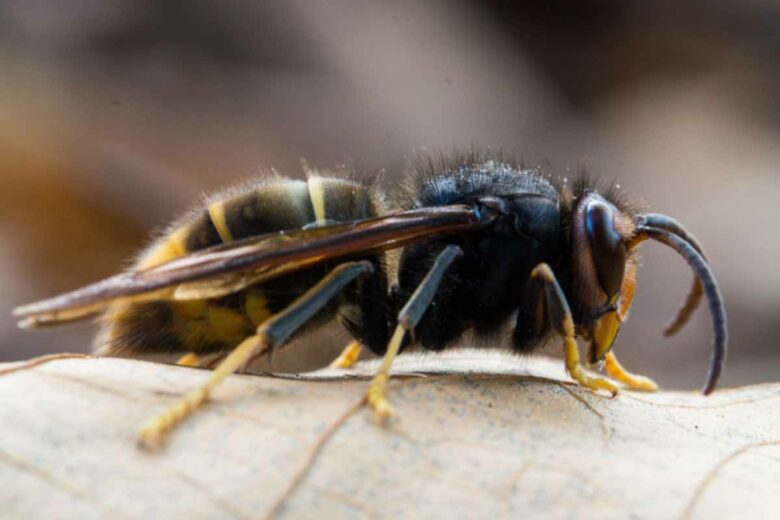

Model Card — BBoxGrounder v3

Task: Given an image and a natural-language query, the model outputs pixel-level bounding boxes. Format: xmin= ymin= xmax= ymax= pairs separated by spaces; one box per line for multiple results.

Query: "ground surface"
xmin=0 ymin=351 xmax=778 ymax=519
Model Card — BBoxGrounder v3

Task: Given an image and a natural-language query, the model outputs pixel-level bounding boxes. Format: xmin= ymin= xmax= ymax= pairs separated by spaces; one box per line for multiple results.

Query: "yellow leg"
xmin=366 ymin=325 xmax=405 ymax=422
xmin=139 ymin=333 xmax=268 ymax=449
xmin=176 ymin=352 xmax=201 ymax=367
xmin=564 ymin=322 xmax=618 ymax=396
xmin=176 ymin=352 xmax=228 ymax=370
xmin=329 ymin=341 xmax=363 ymax=369
xmin=605 ymin=351 xmax=658 ymax=392
xmin=365 ymin=245 xmax=463 ymax=423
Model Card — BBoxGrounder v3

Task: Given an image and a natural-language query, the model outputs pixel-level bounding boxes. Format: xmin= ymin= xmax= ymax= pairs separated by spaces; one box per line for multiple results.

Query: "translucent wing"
xmin=14 ymin=205 xmax=485 ymax=328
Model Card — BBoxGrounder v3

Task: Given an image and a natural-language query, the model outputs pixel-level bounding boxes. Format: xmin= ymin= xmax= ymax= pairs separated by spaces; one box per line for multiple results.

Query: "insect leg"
xmin=329 ymin=340 xmax=363 ymax=369
xmin=603 ymin=351 xmax=658 ymax=392
xmin=138 ymin=260 xmax=375 ymax=449
xmin=513 ymin=272 xmax=550 ymax=351
xmin=175 ymin=352 xmax=229 ymax=370
xmin=530 ymin=263 xmax=618 ymax=396
xmin=175 ymin=353 xmax=201 ymax=367
xmin=595 ymin=258 xmax=656 ymax=391
xmin=367 ymin=245 xmax=463 ymax=421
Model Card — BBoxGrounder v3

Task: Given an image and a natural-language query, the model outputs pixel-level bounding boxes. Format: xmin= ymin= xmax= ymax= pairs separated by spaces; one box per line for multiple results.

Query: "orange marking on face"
xmin=618 ymin=256 xmax=638 ymax=322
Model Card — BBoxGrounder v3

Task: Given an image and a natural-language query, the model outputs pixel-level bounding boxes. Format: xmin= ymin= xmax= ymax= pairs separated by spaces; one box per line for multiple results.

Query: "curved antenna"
xmin=638 ymin=213 xmax=706 ymax=336
xmin=637 ymin=226 xmax=727 ymax=395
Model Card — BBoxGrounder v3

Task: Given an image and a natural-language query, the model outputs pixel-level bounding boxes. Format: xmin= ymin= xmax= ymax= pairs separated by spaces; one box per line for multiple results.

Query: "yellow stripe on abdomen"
xmin=136 ymin=226 xmax=190 ymax=269
xmin=307 ymin=177 xmax=327 ymax=224
xmin=208 ymin=200 xmax=234 ymax=243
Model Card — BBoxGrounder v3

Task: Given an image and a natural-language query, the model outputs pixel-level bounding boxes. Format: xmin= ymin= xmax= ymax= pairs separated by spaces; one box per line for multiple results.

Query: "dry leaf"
xmin=0 ymin=350 xmax=778 ymax=519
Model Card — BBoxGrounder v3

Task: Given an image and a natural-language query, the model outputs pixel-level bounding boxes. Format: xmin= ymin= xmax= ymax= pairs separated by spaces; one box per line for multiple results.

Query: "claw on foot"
xmin=330 ymin=341 xmax=363 ymax=369
xmin=367 ymin=394 xmax=393 ymax=423
xmin=605 ymin=351 xmax=658 ymax=392
xmin=576 ymin=375 xmax=620 ymax=397
xmin=366 ymin=379 xmax=394 ymax=423
xmin=622 ymin=374 xmax=658 ymax=392
xmin=565 ymin=337 xmax=619 ymax=397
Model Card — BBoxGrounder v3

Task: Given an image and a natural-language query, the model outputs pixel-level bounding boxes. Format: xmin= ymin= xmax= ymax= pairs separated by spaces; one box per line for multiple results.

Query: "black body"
xmin=106 ymin=158 xmax=631 ymax=359
xmin=391 ymin=159 xmax=565 ymax=353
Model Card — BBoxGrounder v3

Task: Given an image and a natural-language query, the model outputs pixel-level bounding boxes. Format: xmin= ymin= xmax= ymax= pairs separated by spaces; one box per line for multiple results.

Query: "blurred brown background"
xmin=1 ymin=1 xmax=778 ymax=389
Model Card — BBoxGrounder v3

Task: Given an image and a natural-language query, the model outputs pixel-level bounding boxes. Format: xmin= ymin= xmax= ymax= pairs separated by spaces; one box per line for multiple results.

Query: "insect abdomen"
xmin=97 ymin=177 xmax=383 ymax=356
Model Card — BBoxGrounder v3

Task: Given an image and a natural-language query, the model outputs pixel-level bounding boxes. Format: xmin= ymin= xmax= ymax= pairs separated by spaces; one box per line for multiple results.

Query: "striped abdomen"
xmin=96 ymin=176 xmax=386 ymax=356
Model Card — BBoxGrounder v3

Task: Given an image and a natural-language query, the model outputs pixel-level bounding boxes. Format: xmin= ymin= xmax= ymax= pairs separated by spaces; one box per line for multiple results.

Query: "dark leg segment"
xmin=261 ymin=261 xmax=375 ymax=347
xmin=513 ymin=273 xmax=550 ymax=352
xmin=367 ymin=245 xmax=463 ymax=420
xmin=527 ymin=263 xmax=618 ymax=395
xmin=138 ymin=261 xmax=375 ymax=448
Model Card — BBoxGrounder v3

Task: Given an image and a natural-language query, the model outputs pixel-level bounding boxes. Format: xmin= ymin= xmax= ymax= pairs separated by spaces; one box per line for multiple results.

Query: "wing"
xmin=14 ymin=205 xmax=486 ymax=328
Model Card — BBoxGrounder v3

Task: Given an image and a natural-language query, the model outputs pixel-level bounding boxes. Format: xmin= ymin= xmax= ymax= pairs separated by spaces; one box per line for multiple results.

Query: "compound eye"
xmin=586 ymin=200 xmax=626 ymax=298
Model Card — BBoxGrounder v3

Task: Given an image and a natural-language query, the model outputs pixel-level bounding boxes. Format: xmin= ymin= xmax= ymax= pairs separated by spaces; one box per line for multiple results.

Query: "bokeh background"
xmin=1 ymin=1 xmax=778 ymax=389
